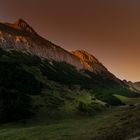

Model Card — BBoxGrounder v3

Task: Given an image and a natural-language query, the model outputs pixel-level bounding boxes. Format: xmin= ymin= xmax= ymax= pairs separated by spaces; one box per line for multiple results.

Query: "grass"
xmin=1 ymin=103 xmax=140 ymax=140
xmin=115 ymin=94 xmax=140 ymax=105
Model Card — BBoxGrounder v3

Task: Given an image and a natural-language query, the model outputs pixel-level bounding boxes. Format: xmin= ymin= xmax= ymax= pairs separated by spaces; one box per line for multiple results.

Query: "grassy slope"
xmin=0 ymin=103 xmax=140 ymax=140
xmin=115 ymin=94 xmax=140 ymax=105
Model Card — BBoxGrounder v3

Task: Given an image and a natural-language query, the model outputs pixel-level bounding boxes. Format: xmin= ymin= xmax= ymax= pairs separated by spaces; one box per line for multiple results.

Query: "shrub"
xmin=77 ymin=101 xmax=105 ymax=115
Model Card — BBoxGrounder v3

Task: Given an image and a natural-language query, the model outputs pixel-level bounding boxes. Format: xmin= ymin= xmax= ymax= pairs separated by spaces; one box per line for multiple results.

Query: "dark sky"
xmin=0 ymin=0 xmax=140 ymax=82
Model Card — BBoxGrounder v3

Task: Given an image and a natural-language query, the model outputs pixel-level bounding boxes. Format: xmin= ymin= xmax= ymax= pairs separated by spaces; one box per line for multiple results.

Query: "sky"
xmin=0 ymin=0 xmax=140 ymax=82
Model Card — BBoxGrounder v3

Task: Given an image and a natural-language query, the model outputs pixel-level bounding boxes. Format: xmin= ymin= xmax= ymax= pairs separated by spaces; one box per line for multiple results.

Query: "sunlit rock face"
xmin=71 ymin=50 xmax=108 ymax=74
xmin=0 ymin=19 xmax=114 ymax=75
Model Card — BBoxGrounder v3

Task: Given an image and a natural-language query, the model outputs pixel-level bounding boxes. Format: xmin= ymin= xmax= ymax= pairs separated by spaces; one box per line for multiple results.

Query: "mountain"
xmin=0 ymin=19 xmax=123 ymax=81
xmin=0 ymin=20 xmax=118 ymax=74
xmin=0 ymin=19 xmax=139 ymax=122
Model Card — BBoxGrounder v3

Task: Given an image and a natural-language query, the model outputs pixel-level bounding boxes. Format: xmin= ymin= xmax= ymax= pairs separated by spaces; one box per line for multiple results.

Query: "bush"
xmin=77 ymin=101 xmax=105 ymax=115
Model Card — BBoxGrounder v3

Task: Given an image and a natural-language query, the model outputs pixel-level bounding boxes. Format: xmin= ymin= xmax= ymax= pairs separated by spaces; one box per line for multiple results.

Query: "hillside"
xmin=0 ymin=43 xmax=138 ymax=122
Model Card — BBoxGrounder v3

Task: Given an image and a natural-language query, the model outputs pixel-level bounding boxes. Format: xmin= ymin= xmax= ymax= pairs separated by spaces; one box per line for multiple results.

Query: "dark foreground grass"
xmin=0 ymin=104 xmax=140 ymax=140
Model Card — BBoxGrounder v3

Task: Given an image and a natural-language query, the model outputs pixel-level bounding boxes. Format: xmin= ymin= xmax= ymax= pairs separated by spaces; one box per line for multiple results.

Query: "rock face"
xmin=0 ymin=19 xmax=114 ymax=76
xmin=72 ymin=50 xmax=108 ymax=74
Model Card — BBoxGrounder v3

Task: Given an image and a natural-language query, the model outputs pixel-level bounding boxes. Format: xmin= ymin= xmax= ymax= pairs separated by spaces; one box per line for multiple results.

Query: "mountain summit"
xmin=11 ymin=19 xmax=37 ymax=34
xmin=4 ymin=19 xmax=37 ymax=35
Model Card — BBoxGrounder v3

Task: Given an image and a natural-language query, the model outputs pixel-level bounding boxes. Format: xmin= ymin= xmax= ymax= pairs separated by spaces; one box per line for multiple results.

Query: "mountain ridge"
xmin=0 ymin=19 xmax=113 ymax=75
xmin=0 ymin=19 xmax=86 ymax=70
